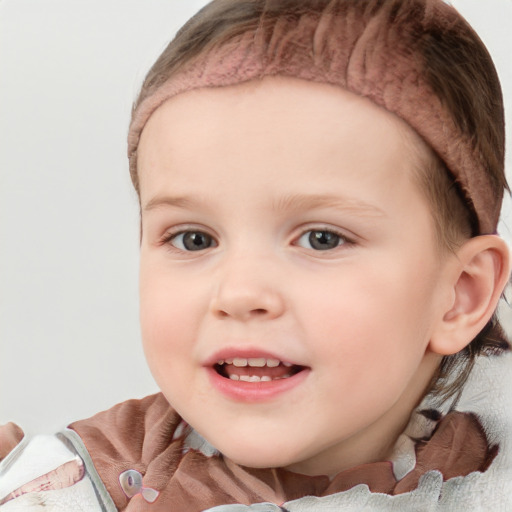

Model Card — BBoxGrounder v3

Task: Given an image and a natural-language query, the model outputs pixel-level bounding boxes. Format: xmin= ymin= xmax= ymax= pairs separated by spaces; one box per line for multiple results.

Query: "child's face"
xmin=137 ymin=77 xmax=452 ymax=476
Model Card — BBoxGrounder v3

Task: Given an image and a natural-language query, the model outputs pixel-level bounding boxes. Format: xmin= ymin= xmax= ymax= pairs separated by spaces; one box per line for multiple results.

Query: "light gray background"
xmin=1 ymin=0 xmax=511 ymax=435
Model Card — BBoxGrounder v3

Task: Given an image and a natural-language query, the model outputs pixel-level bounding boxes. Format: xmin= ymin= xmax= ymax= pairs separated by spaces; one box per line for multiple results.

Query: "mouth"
xmin=213 ymin=357 xmax=306 ymax=383
xmin=205 ymin=350 xmax=310 ymax=401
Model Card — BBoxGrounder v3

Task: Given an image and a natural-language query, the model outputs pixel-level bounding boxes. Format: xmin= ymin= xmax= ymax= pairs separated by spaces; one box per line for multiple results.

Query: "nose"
xmin=210 ymin=257 xmax=286 ymax=321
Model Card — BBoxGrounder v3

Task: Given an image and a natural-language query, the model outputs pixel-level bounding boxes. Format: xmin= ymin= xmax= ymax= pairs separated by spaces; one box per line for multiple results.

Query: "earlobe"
xmin=429 ymin=235 xmax=510 ymax=356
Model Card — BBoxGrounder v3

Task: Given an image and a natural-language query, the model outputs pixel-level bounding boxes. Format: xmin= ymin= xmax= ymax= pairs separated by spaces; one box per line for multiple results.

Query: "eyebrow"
xmin=143 ymin=193 xmax=385 ymax=217
xmin=143 ymin=195 xmax=197 ymax=212
xmin=271 ymin=193 xmax=386 ymax=217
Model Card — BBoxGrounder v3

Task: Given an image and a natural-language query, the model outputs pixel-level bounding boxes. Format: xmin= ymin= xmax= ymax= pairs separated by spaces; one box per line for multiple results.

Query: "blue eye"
xmin=170 ymin=231 xmax=216 ymax=251
xmin=297 ymin=230 xmax=345 ymax=250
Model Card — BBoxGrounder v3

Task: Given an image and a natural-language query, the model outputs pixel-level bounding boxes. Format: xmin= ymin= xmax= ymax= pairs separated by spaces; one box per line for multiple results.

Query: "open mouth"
xmin=214 ymin=357 xmax=305 ymax=382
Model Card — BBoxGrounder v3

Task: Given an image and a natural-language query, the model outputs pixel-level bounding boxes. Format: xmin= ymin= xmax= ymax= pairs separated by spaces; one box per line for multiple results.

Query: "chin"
xmin=228 ymin=452 xmax=294 ymax=470
xmin=215 ymin=438 xmax=305 ymax=470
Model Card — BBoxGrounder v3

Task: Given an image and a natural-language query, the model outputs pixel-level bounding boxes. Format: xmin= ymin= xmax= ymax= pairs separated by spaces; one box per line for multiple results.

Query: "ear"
xmin=429 ymin=235 xmax=510 ymax=356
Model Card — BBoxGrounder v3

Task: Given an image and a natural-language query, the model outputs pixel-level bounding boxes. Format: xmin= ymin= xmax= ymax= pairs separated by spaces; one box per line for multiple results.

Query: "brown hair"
xmin=415 ymin=152 xmax=508 ymax=401
xmin=129 ymin=0 xmax=509 ymax=400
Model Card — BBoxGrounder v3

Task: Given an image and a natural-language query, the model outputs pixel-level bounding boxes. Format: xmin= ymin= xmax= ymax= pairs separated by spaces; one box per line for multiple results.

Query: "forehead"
xmin=137 ymin=76 xmax=430 ymax=208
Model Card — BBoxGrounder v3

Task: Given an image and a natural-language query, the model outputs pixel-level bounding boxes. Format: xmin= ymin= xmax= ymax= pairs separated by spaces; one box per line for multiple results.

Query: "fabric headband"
xmin=127 ymin=0 xmax=504 ymax=234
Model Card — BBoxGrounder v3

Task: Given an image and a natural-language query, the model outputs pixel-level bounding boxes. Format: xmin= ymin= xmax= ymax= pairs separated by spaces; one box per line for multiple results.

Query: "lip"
xmin=206 ymin=366 xmax=310 ymax=402
xmin=204 ymin=347 xmax=310 ymax=402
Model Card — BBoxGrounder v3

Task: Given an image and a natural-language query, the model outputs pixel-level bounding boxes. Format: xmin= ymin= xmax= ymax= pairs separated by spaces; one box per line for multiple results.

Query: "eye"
xmin=296 ymin=229 xmax=347 ymax=251
xmin=169 ymin=231 xmax=217 ymax=251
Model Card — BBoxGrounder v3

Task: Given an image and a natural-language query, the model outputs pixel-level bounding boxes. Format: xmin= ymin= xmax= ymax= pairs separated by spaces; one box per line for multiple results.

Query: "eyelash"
xmin=160 ymin=228 xmax=217 ymax=252
xmin=159 ymin=226 xmax=355 ymax=253
xmin=294 ymin=227 xmax=354 ymax=251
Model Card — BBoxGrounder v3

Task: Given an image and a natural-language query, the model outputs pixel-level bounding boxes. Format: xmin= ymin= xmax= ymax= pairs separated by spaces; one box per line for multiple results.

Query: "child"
xmin=1 ymin=0 xmax=511 ymax=510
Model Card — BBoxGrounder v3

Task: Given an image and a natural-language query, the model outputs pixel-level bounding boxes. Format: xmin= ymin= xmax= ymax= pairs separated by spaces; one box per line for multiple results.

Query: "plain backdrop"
xmin=1 ymin=0 xmax=512 ymax=435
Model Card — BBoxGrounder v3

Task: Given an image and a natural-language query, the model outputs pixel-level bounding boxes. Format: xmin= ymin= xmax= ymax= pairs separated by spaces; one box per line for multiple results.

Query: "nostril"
xmin=210 ymin=287 xmax=285 ymax=321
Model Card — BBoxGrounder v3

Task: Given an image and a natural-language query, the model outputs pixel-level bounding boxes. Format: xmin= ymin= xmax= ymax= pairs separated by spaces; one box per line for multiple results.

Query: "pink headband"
xmin=128 ymin=0 xmax=505 ymax=234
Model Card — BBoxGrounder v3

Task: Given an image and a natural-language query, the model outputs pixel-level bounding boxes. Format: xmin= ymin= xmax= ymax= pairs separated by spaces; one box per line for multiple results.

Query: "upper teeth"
xmin=218 ymin=358 xmax=286 ymax=368
xmin=230 ymin=374 xmax=291 ymax=382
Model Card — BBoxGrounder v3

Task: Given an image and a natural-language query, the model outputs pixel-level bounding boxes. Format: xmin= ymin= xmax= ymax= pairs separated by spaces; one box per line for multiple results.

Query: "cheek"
xmin=139 ymin=270 xmax=202 ymax=405
xmin=299 ymin=265 xmax=434 ymax=376
xmin=139 ymin=262 xmax=200 ymax=363
xmin=302 ymin=292 xmax=429 ymax=428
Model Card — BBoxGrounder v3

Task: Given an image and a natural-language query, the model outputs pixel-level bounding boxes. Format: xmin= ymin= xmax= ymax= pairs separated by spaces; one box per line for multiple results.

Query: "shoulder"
xmin=0 ymin=393 xmax=176 ymax=512
xmin=69 ymin=392 xmax=185 ymax=510
xmin=435 ymin=352 xmax=512 ymax=509
xmin=68 ymin=392 xmax=182 ymax=474
xmin=0 ymin=431 xmax=115 ymax=511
